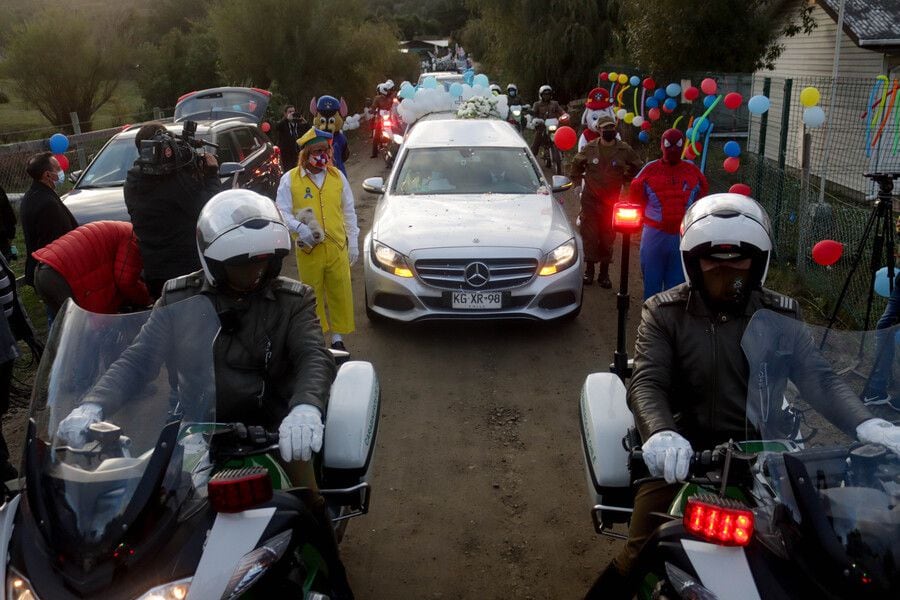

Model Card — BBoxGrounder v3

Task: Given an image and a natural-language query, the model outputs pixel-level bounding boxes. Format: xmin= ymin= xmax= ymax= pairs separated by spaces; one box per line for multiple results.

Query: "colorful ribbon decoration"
xmin=690 ymin=94 xmax=722 ymax=155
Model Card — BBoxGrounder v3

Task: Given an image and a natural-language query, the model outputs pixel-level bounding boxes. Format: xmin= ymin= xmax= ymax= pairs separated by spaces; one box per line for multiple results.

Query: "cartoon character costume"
xmin=310 ymin=95 xmax=350 ymax=176
xmin=579 ymin=87 xmax=618 ymax=151
xmin=275 ymin=128 xmax=359 ymax=347
xmin=631 ymin=128 xmax=709 ymax=299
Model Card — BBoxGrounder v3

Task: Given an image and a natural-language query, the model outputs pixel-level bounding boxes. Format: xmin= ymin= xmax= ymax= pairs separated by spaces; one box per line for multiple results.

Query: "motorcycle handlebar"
xmin=628 ymin=448 xmax=724 ymax=482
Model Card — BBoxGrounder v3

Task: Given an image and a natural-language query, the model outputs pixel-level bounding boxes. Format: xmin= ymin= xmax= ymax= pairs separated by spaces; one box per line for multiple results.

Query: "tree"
xmin=461 ymin=0 xmax=622 ymax=103
xmin=136 ymin=27 xmax=222 ymax=111
xmin=0 ymin=6 xmax=134 ymax=131
xmin=621 ymin=0 xmax=816 ymax=73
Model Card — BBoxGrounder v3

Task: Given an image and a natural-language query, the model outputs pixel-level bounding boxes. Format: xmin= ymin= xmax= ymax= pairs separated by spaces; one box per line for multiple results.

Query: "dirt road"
xmin=312 ymin=135 xmax=640 ymax=599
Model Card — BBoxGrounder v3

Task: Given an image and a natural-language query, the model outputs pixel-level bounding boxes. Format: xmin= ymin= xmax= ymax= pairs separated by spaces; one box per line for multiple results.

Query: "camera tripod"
xmin=822 ymin=172 xmax=898 ymax=375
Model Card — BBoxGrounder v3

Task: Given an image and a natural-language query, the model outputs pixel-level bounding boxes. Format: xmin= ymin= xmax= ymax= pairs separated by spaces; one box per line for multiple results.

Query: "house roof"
xmin=818 ymin=0 xmax=900 ymax=49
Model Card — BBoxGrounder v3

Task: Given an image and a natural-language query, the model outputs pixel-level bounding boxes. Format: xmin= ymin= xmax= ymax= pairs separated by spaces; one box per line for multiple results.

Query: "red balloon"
xmin=54 ymin=153 xmax=69 ymax=171
xmin=701 ymin=78 xmax=717 ymax=95
xmin=724 ymin=92 xmax=743 ymax=110
xmin=684 ymin=142 xmax=702 ymax=160
xmin=261 ymin=121 xmax=271 ymax=133
xmin=642 ymin=77 xmax=656 ymax=90
xmin=599 ymin=72 xmax=609 ymax=81
xmin=812 ymin=240 xmax=844 ymax=266
xmin=640 ymin=121 xmax=652 ymax=131
xmin=647 ymin=107 xmax=661 ymax=121
xmin=729 ymin=183 xmax=752 ymax=196
xmin=554 ymin=126 xmax=577 ymax=151
xmin=683 ymin=86 xmax=700 ymax=101
xmin=723 ymin=156 xmax=740 ymax=173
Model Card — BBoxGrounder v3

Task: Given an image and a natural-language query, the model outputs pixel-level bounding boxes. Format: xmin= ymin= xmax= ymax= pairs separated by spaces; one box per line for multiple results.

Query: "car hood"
xmin=373 ymin=194 xmax=574 ymax=253
xmin=62 ymin=187 xmax=128 ymax=224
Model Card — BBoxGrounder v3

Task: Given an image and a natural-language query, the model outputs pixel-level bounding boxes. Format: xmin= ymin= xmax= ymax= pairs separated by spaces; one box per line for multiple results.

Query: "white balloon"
xmin=803 ymin=106 xmax=826 ymax=128
xmin=632 ymin=116 xmax=644 ymax=127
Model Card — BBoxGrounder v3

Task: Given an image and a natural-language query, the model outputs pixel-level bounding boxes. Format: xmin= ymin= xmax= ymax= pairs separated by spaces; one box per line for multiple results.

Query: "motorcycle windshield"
xmin=27 ymin=296 xmax=219 ymax=554
xmin=741 ymin=309 xmax=900 ymax=591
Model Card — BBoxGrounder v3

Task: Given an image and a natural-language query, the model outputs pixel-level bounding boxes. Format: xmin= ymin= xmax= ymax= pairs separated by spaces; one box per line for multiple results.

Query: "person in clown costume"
xmin=310 ymin=95 xmax=351 ymax=176
xmin=578 ymin=87 xmax=618 ymax=151
xmin=276 ymin=127 xmax=359 ymax=352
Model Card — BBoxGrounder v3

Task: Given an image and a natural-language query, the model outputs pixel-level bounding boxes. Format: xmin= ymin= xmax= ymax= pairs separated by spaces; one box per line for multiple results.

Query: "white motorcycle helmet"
xmin=376 ymin=83 xmax=387 ymax=95
xmin=539 ymin=84 xmax=553 ymax=98
xmin=680 ymin=193 xmax=773 ymax=310
xmin=489 ymin=84 xmax=502 ymax=96
xmin=507 ymin=83 xmax=518 ymax=97
xmin=196 ymin=190 xmax=291 ymax=291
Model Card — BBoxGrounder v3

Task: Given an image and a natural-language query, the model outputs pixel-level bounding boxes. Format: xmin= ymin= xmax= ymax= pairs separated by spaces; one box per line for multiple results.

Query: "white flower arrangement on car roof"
xmin=456 ymin=94 xmax=504 ymax=120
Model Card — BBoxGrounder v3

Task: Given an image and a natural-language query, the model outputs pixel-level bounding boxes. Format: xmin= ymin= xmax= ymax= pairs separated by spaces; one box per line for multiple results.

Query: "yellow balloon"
xmin=624 ymin=112 xmax=635 ymax=124
xmin=618 ymin=73 xmax=628 ymax=85
xmin=608 ymin=71 xmax=618 ymax=81
xmin=799 ymin=86 xmax=820 ymax=108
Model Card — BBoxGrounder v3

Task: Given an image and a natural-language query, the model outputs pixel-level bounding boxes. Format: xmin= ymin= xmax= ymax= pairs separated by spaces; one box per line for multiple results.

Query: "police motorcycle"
xmin=0 ymin=294 xmax=379 ymax=599
xmin=580 ymin=310 xmax=900 ymax=599
xmin=532 ymin=113 xmax=569 ymax=176
xmin=506 ymin=85 xmax=524 ymax=133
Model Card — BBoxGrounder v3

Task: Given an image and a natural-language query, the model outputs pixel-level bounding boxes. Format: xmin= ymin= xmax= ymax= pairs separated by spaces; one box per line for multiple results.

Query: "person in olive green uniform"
xmin=569 ymin=116 xmax=643 ymax=287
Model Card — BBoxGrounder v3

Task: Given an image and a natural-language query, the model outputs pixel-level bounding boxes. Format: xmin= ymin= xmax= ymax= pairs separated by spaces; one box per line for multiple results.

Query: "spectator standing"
xmin=275 ymin=104 xmax=308 ymax=171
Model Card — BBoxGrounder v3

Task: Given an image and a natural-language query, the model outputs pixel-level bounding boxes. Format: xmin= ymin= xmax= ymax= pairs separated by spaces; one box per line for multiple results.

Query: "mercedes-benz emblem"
xmin=464 ymin=262 xmax=490 ymax=288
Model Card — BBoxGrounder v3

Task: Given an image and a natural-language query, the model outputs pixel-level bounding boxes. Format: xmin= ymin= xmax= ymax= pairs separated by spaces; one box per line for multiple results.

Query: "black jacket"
xmin=628 ymin=283 xmax=873 ymax=449
xmin=275 ymin=117 xmax=308 ymax=171
xmin=123 ymin=165 xmax=221 ymax=282
xmin=0 ymin=253 xmax=40 ymax=364
xmin=18 ymin=181 xmax=78 ymax=286
xmin=0 ymin=185 xmax=16 ymax=259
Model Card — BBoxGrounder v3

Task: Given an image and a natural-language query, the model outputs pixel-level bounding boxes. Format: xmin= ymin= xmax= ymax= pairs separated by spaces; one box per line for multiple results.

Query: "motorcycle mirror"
xmin=392 ymin=133 xmax=404 ymax=145
xmin=362 ymin=177 xmax=385 ymax=194
xmin=218 ymin=162 xmax=244 ymax=177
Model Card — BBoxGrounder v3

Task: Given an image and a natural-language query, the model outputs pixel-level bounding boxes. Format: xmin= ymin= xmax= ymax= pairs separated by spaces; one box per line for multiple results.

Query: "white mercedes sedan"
xmin=361 ymin=117 xmax=583 ymax=322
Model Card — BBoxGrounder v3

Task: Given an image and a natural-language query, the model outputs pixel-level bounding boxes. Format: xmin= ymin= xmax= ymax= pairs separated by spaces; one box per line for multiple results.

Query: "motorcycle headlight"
xmin=221 ymin=530 xmax=292 ymax=600
xmin=539 ymin=238 xmax=577 ymax=276
xmin=512 ymin=109 xmax=521 ymax=117
xmin=135 ymin=578 xmax=191 ymax=600
xmin=548 ymin=125 xmax=558 ymax=132
xmin=7 ymin=569 xmax=39 ymax=600
xmin=371 ymin=240 xmax=414 ymax=277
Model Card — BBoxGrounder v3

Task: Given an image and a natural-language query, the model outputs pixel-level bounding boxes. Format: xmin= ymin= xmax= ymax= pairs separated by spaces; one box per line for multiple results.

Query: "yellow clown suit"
xmin=276 ymin=128 xmax=359 ymax=349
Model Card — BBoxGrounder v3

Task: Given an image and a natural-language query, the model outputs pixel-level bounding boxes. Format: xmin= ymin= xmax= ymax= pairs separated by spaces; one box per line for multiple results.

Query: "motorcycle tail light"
xmin=272 ymin=145 xmax=280 ymax=156
xmin=612 ymin=202 xmax=642 ymax=234
xmin=208 ymin=466 xmax=272 ymax=513
xmin=683 ymin=494 xmax=754 ymax=546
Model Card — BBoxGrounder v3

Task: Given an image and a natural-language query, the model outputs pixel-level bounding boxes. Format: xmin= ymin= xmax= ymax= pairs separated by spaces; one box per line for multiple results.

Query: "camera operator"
xmin=124 ymin=121 xmax=222 ymax=299
xmin=275 ymin=104 xmax=308 ymax=171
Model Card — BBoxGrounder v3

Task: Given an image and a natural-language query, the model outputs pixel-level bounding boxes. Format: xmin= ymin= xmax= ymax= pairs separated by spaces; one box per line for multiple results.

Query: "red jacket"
xmin=32 ymin=221 xmax=151 ymax=314
xmin=632 ymin=159 xmax=709 ymax=234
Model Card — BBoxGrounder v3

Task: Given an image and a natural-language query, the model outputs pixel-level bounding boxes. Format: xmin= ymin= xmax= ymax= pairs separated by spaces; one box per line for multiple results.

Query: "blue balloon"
xmin=645 ymin=97 xmax=659 ymax=109
xmin=399 ymin=86 xmax=416 ymax=100
xmin=724 ymin=140 xmax=741 ymax=158
xmin=473 ymin=74 xmax=489 ymax=88
xmin=629 ymin=75 xmax=640 ymax=87
xmin=49 ymin=133 xmax=69 ymax=154
xmin=875 ymin=267 xmax=892 ymax=298
xmin=703 ymin=95 xmax=716 ymax=109
xmin=686 ymin=127 xmax=694 ymax=139
xmin=695 ymin=117 xmax=709 ymax=133
xmin=747 ymin=94 xmax=770 ymax=115
xmin=653 ymin=88 xmax=667 ymax=102
xmin=638 ymin=131 xmax=650 ymax=143
xmin=449 ymin=82 xmax=463 ymax=97
xmin=463 ymin=72 xmax=474 ymax=84
xmin=665 ymin=83 xmax=681 ymax=97
xmin=663 ymin=98 xmax=677 ymax=111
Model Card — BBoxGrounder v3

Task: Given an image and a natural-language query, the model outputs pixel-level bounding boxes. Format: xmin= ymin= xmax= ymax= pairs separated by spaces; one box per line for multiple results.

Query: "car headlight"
xmin=135 ymin=578 xmax=191 ymax=600
xmin=539 ymin=238 xmax=577 ymax=276
xmin=372 ymin=240 xmax=414 ymax=277
xmin=221 ymin=530 xmax=292 ymax=599
xmin=7 ymin=569 xmax=39 ymax=600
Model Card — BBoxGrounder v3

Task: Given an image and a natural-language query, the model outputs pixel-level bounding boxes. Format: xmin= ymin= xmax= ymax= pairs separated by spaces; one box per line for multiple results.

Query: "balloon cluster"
xmin=49 ymin=133 xmax=70 ymax=172
xmin=800 ymin=86 xmax=825 ymax=128
xmin=396 ymin=73 xmax=509 ymax=126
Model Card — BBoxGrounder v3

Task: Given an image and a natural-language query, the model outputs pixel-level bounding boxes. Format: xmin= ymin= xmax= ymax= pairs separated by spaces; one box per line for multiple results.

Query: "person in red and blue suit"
xmin=631 ymin=129 xmax=708 ymax=299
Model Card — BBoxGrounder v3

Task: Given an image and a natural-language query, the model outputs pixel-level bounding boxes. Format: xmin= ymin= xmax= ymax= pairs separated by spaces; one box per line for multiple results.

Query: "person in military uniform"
xmin=57 ymin=189 xmax=355 ymax=599
xmin=585 ymin=194 xmax=899 ymax=599
xmin=569 ymin=115 xmax=643 ymax=287
xmin=530 ymin=84 xmax=566 ymax=156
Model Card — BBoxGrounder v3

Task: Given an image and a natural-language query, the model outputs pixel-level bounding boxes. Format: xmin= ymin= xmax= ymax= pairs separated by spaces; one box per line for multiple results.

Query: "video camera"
xmin=135 ymin=120 xmax=218 ymax=176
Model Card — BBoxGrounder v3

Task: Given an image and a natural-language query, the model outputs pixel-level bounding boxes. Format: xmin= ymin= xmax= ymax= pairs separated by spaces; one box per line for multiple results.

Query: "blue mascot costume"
xmin=311 ymin=95 xmax=350 ymax=176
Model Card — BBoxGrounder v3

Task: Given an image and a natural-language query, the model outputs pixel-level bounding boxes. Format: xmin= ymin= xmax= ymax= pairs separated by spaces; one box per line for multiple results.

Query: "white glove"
xmin=295 ymin=222 xmax=318 ymax=248
xmin=56 ymin=402 xmax=103 ymax=447
xmin=642 ymin=430 xmax=693 ymax=484
xmin=278 ymin=404 xmax=324 ymax=462
xmin=857 ymin=418 xmax=900 ymax=456
xmin=533 ymin=118 xmax=544 ymax=127
xmin=349 ymin=245 xmax=359 ymax=266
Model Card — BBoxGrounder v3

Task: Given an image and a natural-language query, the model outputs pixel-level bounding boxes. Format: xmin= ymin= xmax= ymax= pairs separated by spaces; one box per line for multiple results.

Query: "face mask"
xmin=55 ymin=169 xmax=65 ymax=185
xmin=309 ymin=153 xmax=328 ymax=168
xmin=601 ymin=129 xmax=617 ymax=142
xmin=701 ymin=264 xmax=750 ymax=310
xmin=661 ymin=129 xmax=685 ymax=164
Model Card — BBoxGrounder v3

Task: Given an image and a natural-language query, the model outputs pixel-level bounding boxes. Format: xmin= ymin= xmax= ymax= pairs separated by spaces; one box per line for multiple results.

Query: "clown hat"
xmin=298 ymin=127 xmax=333 ymax=148
xmin=586 ymin=87 xmax=613 ymax=110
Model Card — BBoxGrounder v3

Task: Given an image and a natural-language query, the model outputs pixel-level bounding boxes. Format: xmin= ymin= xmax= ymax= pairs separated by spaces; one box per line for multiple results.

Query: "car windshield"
xmin=27 ymin=296 xmax=219 ymax=555
xmin=393 ymin=147 xmax=541 ymax=195
xmin=740 ymin=310 xmax=900 ymax=592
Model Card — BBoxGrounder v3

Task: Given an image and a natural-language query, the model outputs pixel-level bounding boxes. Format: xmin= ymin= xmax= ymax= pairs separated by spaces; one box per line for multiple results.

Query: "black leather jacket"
xmin=87 ymin=272 xmax=335 ymax=428
xmin=629 ymin=283 xmax=873 ymax=449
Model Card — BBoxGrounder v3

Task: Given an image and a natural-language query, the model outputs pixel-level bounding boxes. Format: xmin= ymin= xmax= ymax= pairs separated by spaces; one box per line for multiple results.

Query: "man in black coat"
xmin=123 ymin=122 xmax=222 ymax=299
xmin=274 ymin=104 xmax=308 ymax=171
xmin=18 ymin=152 xmax=78 ymax=288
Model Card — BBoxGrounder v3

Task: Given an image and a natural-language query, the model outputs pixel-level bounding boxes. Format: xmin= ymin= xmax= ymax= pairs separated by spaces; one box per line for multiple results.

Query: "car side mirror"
xmin=218 ymin=162 xmax=245 ymax=177
xmin=68 ymin=170 xmax=82 ymax=184
xmin=392 ymin=133 xmax=404 ymax=145
xmin=362 ymin=177 xmax=385 ymax=194
xmin=551 ymin=175 xmax=573 ymax=193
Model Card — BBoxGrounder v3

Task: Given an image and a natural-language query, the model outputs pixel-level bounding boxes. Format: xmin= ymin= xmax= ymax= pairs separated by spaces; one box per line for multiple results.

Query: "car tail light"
xmin=683 ymin=494 xmax=754 ymax=546
xmin=612 ymin=202 xmax=642 ymax=234
xmin=208 ymin=467 xmax=272 ymax=513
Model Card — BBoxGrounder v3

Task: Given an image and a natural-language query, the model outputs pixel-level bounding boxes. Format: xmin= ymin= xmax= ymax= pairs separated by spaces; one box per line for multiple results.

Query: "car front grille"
xmin=414 ymin=258 xmax=538 ymax=291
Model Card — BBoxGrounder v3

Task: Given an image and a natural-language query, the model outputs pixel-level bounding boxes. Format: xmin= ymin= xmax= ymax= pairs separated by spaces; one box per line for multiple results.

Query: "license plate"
xmin=451 ymin=291 xmax=502 ymax=309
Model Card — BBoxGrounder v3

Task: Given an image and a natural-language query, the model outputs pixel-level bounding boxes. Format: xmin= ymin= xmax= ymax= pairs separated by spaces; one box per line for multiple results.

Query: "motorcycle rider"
xmin=506 ymin=83 xmax=519 ymax=101
xmin=585 ymin=193 xmax=900 ymax=599
xmin=370 ymin=81 xmax=395 ymax=158
xmin=530 ymin=84 xmax=565 ymax=157
xmin=56 ymin=189 xmax=355 ymax=599
xmin=489 ymin=84 xmax=502 ymax=96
